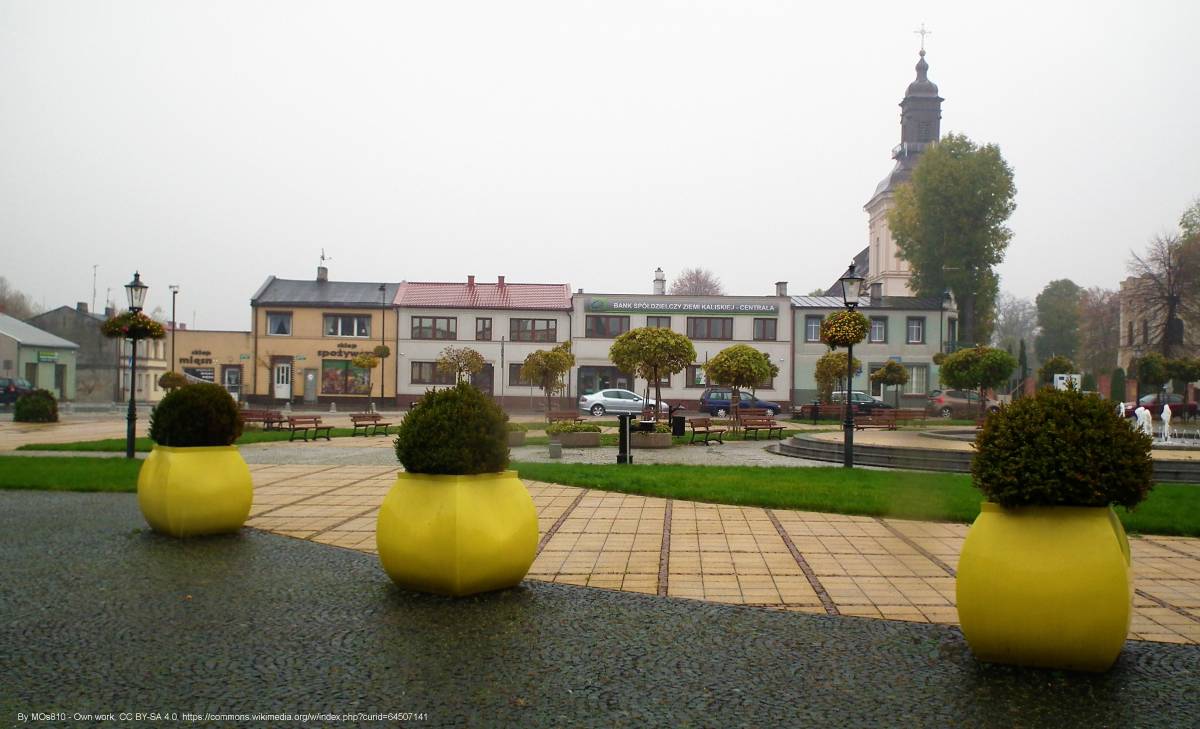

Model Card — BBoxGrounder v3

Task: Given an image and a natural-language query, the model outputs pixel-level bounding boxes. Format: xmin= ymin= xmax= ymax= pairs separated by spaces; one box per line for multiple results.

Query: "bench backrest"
xmin=288 ymin=416 xmax=321 ymax=425
xmin=740 ymin=408 xmax=769 ymax=418
xmin=351 ymin=413 xmax=381 ymax=423
xmin=689 ymin=418 xmax=712 ymax=428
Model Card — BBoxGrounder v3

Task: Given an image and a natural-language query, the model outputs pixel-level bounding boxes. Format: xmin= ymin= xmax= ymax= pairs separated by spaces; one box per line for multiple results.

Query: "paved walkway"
xmin=244 ymin=462 xmax=1200 ymax=645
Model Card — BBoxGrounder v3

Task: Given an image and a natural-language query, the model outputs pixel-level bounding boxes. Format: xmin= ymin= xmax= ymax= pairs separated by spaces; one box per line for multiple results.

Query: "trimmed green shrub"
xmin=546 ymin=422 xmax=602 ymax=435
xmin=1081 ymin=372 xmax=1097 ymax=392
xmin=972 ymin=387 xmax=1153 ymax=509
xmin=158 ymin=371 xmax=188 ymax=390
xmin=14 ymin=389 xmax=58 ymax=423
xmin=506 ymin=421 xmax=529 ymax=432
xmin=1109 ymin=367 xmax=1126 ymax=401
xmin=148 ymin=383 xmax=243 ymax=447
xmin=395 ymin=382 xmax=508 ymax=475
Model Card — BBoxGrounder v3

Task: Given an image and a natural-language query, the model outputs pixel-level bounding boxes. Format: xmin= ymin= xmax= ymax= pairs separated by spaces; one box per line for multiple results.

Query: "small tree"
xmin=669 ymin=268 xmax=725 ymax=295
xmin=1037 ymin=355 xmax=1076 ymax=385
xmin=939 ymin=346 xmax=1018 ymax=416
xmin=437 ymin=346 xmax=486 ymax=383
xmin=704 ymin=345 xmax=779 ymax=424
xmin=520 ymin=342 xmax=575 ymax=413
xmin=869 ymin=361 xmax=909 ymax=408
xmin=609 ymin=327 xmax=696 ymax=421
xmin=1109 ymin=367 xmax=1126 ymax=402
xmin=1131 ymin=353 xmax=1169 ymax=398
xmin=814 ymin=351 xmax=861 ymax=405
xmin=1166 ymin=357 xmax=1200 ymax=405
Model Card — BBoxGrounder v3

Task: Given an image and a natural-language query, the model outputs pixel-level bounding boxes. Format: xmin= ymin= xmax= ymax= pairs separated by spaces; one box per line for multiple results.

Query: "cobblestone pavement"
xmin=243 ymin=462 xmax=1200 ymax=645
xmin=3 ymin=492 xmax=1197 ymax=728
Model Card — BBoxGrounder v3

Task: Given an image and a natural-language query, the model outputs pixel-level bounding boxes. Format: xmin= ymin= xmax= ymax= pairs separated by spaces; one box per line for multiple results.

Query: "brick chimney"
xmin=317 ymin=265 xmax=328 ymax=282
xmin=467 ymin=275 xmax=475 ymax=288
xmin=653 ymin=268 xmax=666 ymax=295
xmin=76 ymin=302 xmax=88 ymax=313
xmin=774 ymin=282 xmax=787 ymax=297
xmin=497 ymin=275 xmax=506 ymax=289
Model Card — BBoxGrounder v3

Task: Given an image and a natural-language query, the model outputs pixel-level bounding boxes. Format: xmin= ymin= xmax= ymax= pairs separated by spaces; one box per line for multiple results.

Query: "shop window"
xmin=324 ymin=314 xmax=371 ymax=338
xmin=647 ymin=316 xmax=671 ymax=329
xmin=869 ymin=317 xmax=888 ymax=343
xmin=322 ymin=360 xmax=372 ymax=394
xmin=476 ymin=318 xmax=492 ymax=341
xmin=510 ymin=319 xmax=557 ymax=342
xmin=410 ymin=361 xmax=454 ymax=385
xmin=805 ymin=315 xmax=822 ymax=343
xmin=585 ymin=315 xmax=630 ymax=338
xmin=266 ymin=312 xmax=292 ymax=336
xmin=903 ymin=364 xmax=929 ymax=395
xmin=412 ymin=317 xmax=457 ymax=340
xmin=686 ymin=317 xmax=733 ymax=340
xmin=753 ymin=318 xmax=777 ymax=341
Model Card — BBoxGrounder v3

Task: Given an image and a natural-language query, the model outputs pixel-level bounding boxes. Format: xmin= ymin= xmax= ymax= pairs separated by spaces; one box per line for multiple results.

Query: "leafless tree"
xmin=1126 ymin=233 xmax=1200 ymax=358
xmin=668 ymin=267 xmax=725 ymax=296
xmin=0 ymin=276 xmax=39 ymax=320
xmin=1076 ymin=287 xmax=1121 ymax=374
xmin=990 ymin=292 xmax=1038 ymax=354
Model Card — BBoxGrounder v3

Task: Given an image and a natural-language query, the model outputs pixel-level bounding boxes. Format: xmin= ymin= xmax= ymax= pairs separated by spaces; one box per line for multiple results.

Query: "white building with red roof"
xmin=393 ymin=275 xmax=573 ymax=407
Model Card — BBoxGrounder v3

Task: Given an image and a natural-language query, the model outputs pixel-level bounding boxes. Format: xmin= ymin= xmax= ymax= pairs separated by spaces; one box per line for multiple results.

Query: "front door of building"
xmin=303 ymin=369 xmax=318 ymax=403
xmin=273 ymin=362 xmax=291 ymax=401
xmin=222 ymin=365 xmax=242 ymax=402
xmin=471 ymin=364 xmax=494 ymax=396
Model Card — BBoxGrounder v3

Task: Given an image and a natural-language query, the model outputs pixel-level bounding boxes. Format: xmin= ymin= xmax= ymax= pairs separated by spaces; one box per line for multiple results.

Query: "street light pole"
xmin=169 ymin=285 xmax=180 ymax=371
xmin=378 ymin=284 xmax=386 ymax=413
xmin=124 ymin=272 xmax=149 ymax=460
xmin=838 ymin=263 xmax=865 ymax=469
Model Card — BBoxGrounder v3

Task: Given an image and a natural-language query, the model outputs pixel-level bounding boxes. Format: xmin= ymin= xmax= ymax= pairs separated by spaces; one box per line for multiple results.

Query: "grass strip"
xmin=0 ymin=457 xmax=141 ymax=492
xmin=16 ymin=428 xmax=363 ymax=453
xmin=511 ymin=462 xmax=1200 ymax=537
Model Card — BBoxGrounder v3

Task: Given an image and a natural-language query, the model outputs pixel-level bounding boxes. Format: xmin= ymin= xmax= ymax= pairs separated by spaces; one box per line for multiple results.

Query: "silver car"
xmin=578 ymin=389 xmax=669 ymax=417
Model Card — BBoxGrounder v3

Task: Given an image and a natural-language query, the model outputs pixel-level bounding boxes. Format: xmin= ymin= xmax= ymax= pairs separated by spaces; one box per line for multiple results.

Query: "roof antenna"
xmin=320 ymin=248 xmax=333 ymax=265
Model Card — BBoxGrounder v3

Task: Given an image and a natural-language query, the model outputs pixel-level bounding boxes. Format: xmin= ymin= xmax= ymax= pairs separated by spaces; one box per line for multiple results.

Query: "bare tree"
xmin=669 ymin=267 xmax=725 ymax=296
xmin=1076 ymin=287 xmax=1121 ymax=375
xmin=1126 ymin=233 xmax=1200 ymax=358
xmin=0 ymin=276 xmax=39 ymax=320
xmin=991 ymin=292 xmax=1037 ymax=354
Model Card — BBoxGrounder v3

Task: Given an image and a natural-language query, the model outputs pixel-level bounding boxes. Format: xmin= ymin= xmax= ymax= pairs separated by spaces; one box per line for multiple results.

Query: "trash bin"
xmin=671 ymin=415 xmax=686 ymax=437
xmin=811 ymin=399 xmax=821 ymax=425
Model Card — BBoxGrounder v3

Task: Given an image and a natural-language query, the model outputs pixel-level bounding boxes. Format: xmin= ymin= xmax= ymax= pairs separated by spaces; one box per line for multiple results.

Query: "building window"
xmin=647 ymin=316 xmax=671 ymax=329
xmin=266 ymin=312 xmax=292 ymax=336
xmin=685 ymin=365 xmax=707 ymax=388
xmin=686 ymin=317 xmax=733 ymax=340
xmin=947 ymin=318 xmax=958 ymax=351
xmin=322 ymin=360 xmax=372 ymax=394
xmin=510 ymin=319 xmax=557 ymax=342
xmin=903 ymin=364 xmax=929 ymax=395
xmin=868 ymin=362 xmax=886 ymax=397
xmin=805 ymin=315 xmax=822 ymax=343
xmin=323 ymin=314 xmax=371 ymax=338
xmin=656 ymin=373 xmax=671 ymax=387
xmin=585 ymin=315 xmax=630 ymax=338
xmin=508 ymin=362 xmax=534 ymax=387
xmin=412 ymin=316 xmax=457 ymax=340
xmin=869 ymin=317 xmax=888 ymax=343
xmin=476 ymin=318 xmax=492 ymax=341
xmin=753 ymin=318 xmax=777 ymax=341
xmin=410 ymin=361 xmax=454 ymax=385
xmin=906 ymin=317 xmax=926 ymax=344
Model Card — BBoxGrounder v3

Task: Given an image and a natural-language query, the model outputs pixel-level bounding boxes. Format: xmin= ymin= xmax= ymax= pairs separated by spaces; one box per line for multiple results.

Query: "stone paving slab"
xmin=4 ymin=491 xmax=1198 ymax=728
xmin=243 ymin=464 xmax=1200 ymax=645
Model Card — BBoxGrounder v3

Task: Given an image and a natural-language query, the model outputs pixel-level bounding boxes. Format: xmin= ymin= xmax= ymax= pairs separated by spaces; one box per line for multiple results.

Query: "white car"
xmin=578 ymin=389 xmax=670 ymax=417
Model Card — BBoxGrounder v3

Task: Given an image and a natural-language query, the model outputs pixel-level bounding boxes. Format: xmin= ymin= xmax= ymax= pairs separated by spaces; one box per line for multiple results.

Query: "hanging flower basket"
xmin=820 ymin=311 xmax=869 ymax=348
xmin=101 ymin=311 xmax=166 ymax=340
xmin=352 ymin=353 xmax=379 ymax=369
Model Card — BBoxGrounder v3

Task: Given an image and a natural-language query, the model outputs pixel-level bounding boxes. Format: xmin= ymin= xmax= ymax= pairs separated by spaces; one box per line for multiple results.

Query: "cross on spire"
xmin=913 ymin=22 xmax=932 ymax=52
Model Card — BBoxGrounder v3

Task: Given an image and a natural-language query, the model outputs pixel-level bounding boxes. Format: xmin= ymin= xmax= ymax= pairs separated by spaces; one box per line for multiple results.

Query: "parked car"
xmin=0 ymin=377 xmax=34 ymax=405
xmin=578 ymin=389 xmax=670 ymax=417
xmin=831 ymin=390 xmax=894 ymax=414
xmin=1122 ymin=393 xmax=1197 ymax=420
xmin=927 ymin=389 xmax=999 ymax=418
xmin=698 ymin=388 xmax=782 ymax=417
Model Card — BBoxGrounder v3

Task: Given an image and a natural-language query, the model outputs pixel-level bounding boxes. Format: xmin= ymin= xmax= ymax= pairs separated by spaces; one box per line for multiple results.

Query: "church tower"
xmin=864 ymin=48 xmax=944 ymax=297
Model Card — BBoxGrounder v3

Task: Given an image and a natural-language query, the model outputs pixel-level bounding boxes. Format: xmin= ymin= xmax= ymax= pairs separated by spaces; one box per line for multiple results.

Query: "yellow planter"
xmin=376 ymin=470 xmax=538 ymax=597
xmin=956 ymin=502 xmax=1132 ymax=672
xmin=137 ymin=445 xmax=253 ymax=537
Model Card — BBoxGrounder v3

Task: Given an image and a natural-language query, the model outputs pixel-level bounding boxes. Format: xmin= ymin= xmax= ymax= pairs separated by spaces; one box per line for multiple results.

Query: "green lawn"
xmin=511 ymin=462 xmax=1200 ymax=538
xmin=16 ymin=428 xmax=364 ymax=453
xmin=0 ymin=457 xmax=141 ymax=492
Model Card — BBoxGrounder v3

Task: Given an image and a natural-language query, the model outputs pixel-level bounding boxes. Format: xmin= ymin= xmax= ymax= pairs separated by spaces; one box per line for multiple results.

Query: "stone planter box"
xmin=631 ymin=432 xmax=673 ymax=449
xmin=507 ymin=431 xmax=527 ymax=447
xmin=551 ymin=432 xmax=601 ymax=447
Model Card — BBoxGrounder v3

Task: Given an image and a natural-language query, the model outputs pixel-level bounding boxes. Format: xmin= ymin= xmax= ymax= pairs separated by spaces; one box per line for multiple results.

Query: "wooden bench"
xmin=736 ymin=408 xmax=782 ymax=440
xmin=688 ymin=417 xmax=726 ymax=445
xmin=794 ymin=404 xmax=849 ymax=423
xmin=547 ymin=410 xmax=584 ymax=424
xmin=242 ymin=409 xmax=284 ymax=430
xmin=350 ymin=412 xmax=392 ymax=437
xmin=855 ymin=408 xmax=929 ymax=430
xmin=287 ymin=415 xmax=332 ymax=442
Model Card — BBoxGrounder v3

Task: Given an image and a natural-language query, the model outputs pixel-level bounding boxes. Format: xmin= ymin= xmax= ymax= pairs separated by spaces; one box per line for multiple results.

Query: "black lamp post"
xmin=124 ymin=272 xmax=148 ymax=459
xmin=939 ymin=288 xmax=952 ymax=354
xmin=838 ymin=263 xmax=865 ymax=468
xmin=169 ymin=285 xmax=180 ymax=371
xmin=378 ymin=283 xmax=386 ymax=412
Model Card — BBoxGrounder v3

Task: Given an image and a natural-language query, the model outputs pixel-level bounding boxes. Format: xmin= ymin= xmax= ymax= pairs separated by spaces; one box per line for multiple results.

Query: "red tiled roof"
xmin=395 ymin=281 xmax=572 ymax=310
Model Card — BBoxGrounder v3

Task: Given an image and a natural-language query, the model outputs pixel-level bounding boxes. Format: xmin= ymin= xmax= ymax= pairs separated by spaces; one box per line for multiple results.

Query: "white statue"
xmin=1161 ymin=404 xmax=1172 ymax=442
xmin=1134 ymin=406 xmax=1153 ymax=437
xmin=1116 ymin=401 xmax=1125 ymax=419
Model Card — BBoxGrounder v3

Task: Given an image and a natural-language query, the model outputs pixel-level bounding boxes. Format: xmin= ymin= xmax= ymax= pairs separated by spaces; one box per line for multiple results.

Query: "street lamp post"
xmin=169 ymin=285 xmax=180 ymax=371
xmin=838 ymin=263 xmax=865 ymax=468
xmin=939 ymin=288 xmax=952 ymax=355
xmin=378 ymin=283 xmax=386 ymax=412
xmin=124 ymin=272 xmax=149 ymax=459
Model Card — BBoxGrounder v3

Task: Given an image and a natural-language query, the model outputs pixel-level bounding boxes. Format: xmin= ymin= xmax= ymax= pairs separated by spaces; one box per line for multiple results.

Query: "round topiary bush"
xmin=158 ymin=371 xmax=188 ymax=391
xmin=972 ymin=387 xmax=1153 ymax=509
xmin=14 ymin=389 xmax=58 ymax=423
xmin=395 ymin=382 xmax=509 ymax=475
xmin=148 ymin=383 xmax=243 ymax=447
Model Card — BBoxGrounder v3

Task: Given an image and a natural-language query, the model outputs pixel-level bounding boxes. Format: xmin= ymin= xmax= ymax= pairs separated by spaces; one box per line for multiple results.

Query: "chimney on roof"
xmin=76 ymin=302 xmax=88 ymax=313
xmin=497 ymin=275 xmax=505 ymax=289
xmin=775 ymin=282 xmax=788 ymax=297
xmin=467 ymin=275 xmax=475 ymax=288
xmin=653 ymin=267 xmax=666 ymax=295
xmin=104 ymin=305 xmax=116 ymax=318
xmin=317 ymin=265 xmax=328 ymax=283
xmin=578 ymin=288 xmax=583 ymax=294
xmin=870 ymin=282 xmax=882 ymax=303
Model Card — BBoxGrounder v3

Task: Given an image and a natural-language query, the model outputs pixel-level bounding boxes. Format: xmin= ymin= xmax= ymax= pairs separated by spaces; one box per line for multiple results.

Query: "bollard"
xmin=617 ymin=412 xmax=633 ymax=464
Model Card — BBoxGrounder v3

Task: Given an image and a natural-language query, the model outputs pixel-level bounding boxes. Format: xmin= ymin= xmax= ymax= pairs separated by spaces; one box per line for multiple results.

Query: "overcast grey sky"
xmin=2 ymin=1 xmax=1198 ymax=330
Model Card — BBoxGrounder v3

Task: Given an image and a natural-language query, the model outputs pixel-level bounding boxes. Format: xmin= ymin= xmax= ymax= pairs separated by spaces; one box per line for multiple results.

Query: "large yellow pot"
xmin=956 ymin=502 xmax=1132 ymax=672
xmin=137 ymin=445 xmax=253 ymax=537
xmin=376 ymin=470 xmax=538 ymax=597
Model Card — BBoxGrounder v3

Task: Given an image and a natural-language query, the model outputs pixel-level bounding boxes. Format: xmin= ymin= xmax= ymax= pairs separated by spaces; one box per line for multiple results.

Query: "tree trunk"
xmin=653 ymin=366 xmax=662 ymax=422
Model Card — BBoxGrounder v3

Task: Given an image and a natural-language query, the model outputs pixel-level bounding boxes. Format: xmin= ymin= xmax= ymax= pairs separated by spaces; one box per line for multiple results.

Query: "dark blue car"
xmin=698 ymin=388 xmax=781 ymax=417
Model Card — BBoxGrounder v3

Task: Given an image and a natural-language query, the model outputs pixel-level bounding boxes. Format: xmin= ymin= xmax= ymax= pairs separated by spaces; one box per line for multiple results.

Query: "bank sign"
xmin=586 ymin=297 xmax=778 ymax=316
